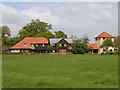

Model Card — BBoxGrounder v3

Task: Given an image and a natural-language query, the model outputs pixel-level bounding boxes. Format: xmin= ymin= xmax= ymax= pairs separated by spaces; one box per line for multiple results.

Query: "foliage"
xmin=101 ymin=51 xmax=119 ymax=55
xmin=18 ymin=19 xmax=52 ymax=38
xmin=114 ymin=36 xmax=120 ymax=53
xmin=81 ymin=34 xmax=90 ymax=43
xmin=56 ymin=43 xmax=61 ymax=52
xmin=47 ymin=45 xmax=53 ymax=52
xmin=9 ymin=36 xmax=23 ymax=47
xmin=100 ymin=38 xmax=114 ymax=52
xmin=54 ymin=31 xmax=68 ymax=38
xmin=71 ymin=39 xmax=90 ymax=54
xmin=0 ymin=25 xmax=11 ymax=49
xmin=35 ymin=31 xmax=55 ymax=39
xmin=69 ymin=35 xmax=77 ymax=40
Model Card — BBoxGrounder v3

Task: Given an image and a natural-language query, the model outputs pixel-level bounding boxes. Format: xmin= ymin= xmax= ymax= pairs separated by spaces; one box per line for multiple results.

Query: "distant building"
xmin=8 ymin=32 xmax=117 ymax=54
xmin=88 ymin=32 xmax=117 ymax=54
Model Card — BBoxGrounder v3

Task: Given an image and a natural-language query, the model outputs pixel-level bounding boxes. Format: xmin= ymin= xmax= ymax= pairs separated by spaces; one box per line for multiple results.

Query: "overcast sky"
xmin=1 ymin=1 xmax=118 ymax=43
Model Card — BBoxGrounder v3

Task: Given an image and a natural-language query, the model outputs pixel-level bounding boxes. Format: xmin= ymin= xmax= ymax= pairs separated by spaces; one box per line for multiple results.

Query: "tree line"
xmin=0 ymin=19 xmax=119 ymax=54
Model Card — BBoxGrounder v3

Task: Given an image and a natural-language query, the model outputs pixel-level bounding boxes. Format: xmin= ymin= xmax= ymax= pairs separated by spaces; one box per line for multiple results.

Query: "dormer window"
xmin=24 ymin=43 xmax=27 ymax=46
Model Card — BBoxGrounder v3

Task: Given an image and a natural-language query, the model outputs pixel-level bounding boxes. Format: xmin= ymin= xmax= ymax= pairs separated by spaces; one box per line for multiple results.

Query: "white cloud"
xmin=1 ymin=3 xmax=31 ymax=36
xmin=1 ymin=2 xmax=118 ymax=43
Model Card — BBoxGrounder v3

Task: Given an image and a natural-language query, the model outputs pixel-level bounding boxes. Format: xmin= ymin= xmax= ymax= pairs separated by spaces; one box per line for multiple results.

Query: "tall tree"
xmin=54 ymin=31 xmax=68 ymax=38
xmin=69 ymin=35 xmax=77 ymax=40
xmin=0 ymin=25 xmax=11 ymax=49
xmin=35 ymin=31 xmax=55 ymax=39
xmin=18 ymin=19 xmax=52 ymax=38
xmin=81 ymin=34 xmax=90 ymax=43
xmin=100 ymin=38 xmax=114 ymax=52
xmin=9 ymin=36 xmax=23 ymax=47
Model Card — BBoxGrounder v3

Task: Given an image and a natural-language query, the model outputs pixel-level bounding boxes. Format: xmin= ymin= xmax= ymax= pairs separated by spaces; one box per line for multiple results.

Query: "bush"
xmin=101 ymin=51 xmax=118 ymax=55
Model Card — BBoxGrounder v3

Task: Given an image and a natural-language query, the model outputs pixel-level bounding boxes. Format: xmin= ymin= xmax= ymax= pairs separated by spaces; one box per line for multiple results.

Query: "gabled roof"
xmin=87 ymin=43 xmax=99 ymax=50
xmin=49 ymin=38 xmax=73 ymax=46
xmin=10 ymin=37 xmax=48 ymax=49
xmin=95 ymin=32 xmax=114 ymax=38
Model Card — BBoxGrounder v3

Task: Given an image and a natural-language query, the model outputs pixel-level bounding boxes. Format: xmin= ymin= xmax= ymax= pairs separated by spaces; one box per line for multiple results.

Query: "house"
xmin=9 ymin=37 xmax=73 ymax=54
xmin=88 ymin=32 xmax=116 ymax=54
xmin=10 ymin=37 xmax=49 ymax=54
xmin=9 ymin=32 xmax=117 ymax=54
xmin=87 ymin=43 xmax=99 ymax=53
xmin=49 ymin=38 xmax=73 ymax=53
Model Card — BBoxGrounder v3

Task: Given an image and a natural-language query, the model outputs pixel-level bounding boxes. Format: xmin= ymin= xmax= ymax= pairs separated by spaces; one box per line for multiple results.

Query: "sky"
xmin=0 ymin=1 xmax=118 ymax=43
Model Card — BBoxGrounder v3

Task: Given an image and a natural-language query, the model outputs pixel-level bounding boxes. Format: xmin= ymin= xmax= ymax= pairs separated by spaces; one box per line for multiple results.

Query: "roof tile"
xmin=95 ymin=32 xmax=114 ymax=38
xmin=10 ymin=37 xmax=48 ymax=49
xmin=87 ymin=43 xmax=99 ymax=50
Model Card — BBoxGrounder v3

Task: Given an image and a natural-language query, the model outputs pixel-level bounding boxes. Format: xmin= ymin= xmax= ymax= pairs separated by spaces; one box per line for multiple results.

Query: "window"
xmin=11 ymin=50 xmax=20 ymax=53
xmin=24 ymin=43 xmax=27 ymax=46
xmin=103 ymin=38 xmax=105 ymax=40
xmin=64 ymin=44 xmax=66 ymax=47
xmin=110 ymin=49 xmax=113 ymax=51
xmin=114 ymin=49 xmax=117 ymax=51
xmin=42 ymin=44 xmax=45 ymax=47
xmin=36 ymin=44 xmax=38 ymax=46
xmin=69 ymin=47 xmax=71 ymax=49
xmin=61 ymin=43 xmax=64 ymax=47
xmin=25 ymin=50 xmax=29 ymax=52
xmin=53 ymin=50 xmax=55 ymax=53
xmin=59 ymin=44 xmax=61 ymax=46
xmin=103 ymin=49 xmax=106 ymax=51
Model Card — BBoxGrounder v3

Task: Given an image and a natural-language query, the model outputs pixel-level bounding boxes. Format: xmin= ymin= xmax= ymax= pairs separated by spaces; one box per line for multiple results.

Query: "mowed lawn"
xmin=2 ymin=54 xmax=118 ymax=88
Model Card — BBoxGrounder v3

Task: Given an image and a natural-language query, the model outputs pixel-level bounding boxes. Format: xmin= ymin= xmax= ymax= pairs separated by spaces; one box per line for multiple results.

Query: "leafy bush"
xmin=101 ymin=51 xmax=118 ymax=55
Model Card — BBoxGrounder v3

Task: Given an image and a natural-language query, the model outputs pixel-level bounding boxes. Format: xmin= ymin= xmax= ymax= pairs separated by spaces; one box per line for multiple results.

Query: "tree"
xmin=56 ymin=43 xmax=61 ymax=52
xmin=35 ymin=31 xmax=55 ymax=39
xmin=69 ymin=35 xmax=77 ymax=40
xmin=0 ymin=25 xmax=11 ymax=49
xmin=71 ymin=39 xmax=90 ymax=54
xmin=18 ymin=19 xmax=52 ymax=38
xmin=47 ymin=45 xmax=53 ymax=52
xmin=9 ymin=36 xmax=23 ymax=47
xmin=100 ymin=38 xmax=114 ymax=52
xmin=81 ymin=34 xmax=90 ymax=43
xmin=54 ymin=31 xmax=68 ymax=38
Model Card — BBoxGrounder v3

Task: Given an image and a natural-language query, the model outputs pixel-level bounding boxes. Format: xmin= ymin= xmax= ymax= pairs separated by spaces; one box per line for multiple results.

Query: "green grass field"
xmin=2 ymin=54 xmax=118 ymax=88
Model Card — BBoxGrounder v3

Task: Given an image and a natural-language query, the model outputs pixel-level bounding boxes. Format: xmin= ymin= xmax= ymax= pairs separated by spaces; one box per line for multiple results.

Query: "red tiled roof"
xmin=10 ymin=37 xmax=48 ymax=49
xmin=95 ymin=32 xmax=114 ymax=38
xmin=87 ymin=43 xmax=99 ymax=50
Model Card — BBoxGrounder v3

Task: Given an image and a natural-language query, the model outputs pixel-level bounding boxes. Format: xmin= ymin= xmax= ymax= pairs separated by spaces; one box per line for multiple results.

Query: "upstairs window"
xmin=64 ymin=44 xmax=66 ymax=47
xmin=61 ymin=43 xmax=64 ymax=47
xmin=24 ymin=43 xmax=27 ymax=46
xmin=42 ymin=44 xmax=45 ymax=47
xmin=103 ymin=49 xmax=106 ymax=51
xmin=110 ymin=49 xmax=113 ymax=51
